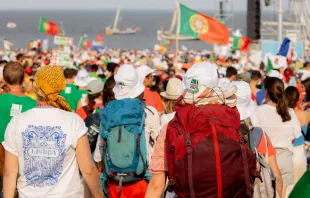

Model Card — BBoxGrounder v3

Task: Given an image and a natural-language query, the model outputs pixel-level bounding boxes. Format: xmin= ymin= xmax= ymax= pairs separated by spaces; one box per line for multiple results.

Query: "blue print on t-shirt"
xmin=22 ymin=125 xmax=67 ymax=187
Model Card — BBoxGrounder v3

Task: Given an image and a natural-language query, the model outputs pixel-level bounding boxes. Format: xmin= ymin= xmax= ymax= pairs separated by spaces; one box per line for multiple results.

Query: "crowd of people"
xmin=0 ymin=46 xmax=310 ymax=198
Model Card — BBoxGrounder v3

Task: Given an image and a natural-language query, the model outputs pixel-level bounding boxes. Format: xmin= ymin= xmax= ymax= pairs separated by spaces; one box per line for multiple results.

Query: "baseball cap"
xmin=230 ymin=81 xmax=256 ymax=120
xmin=183 ymin=62 xmax=218 ymax=99
xmin=113 ymin=64 xmax=145 ymax=99
xmin=87 ymin=80 xmax=104 ymax=95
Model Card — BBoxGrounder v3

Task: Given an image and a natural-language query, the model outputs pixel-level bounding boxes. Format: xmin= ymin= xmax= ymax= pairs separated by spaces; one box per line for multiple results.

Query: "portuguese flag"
xmin=38 ymin=17 xmax=59 ymax=36
xmin=232 ymin=36 xmax=251 ymax=51
xmin=79 ymin=35 xmax=91 ymax=49
xmin=178 ymin=4 xmax=229 ymax=45
xmin=163 ymin=39 xmax=173 ymax=46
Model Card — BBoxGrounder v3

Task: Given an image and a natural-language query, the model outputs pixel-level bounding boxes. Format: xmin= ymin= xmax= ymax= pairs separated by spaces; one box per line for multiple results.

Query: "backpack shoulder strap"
xmin=262 ymin=131 xmax=269 ymax=160
xmin=139 ymin=112 xmax=146 ymax=133
xmin=250 ymin=127 xmax=263 ymax=150
xmin=82 ymin=106 xmax=92 ymax=117
xmin=145 ymin=106 xmax=155 ymax=115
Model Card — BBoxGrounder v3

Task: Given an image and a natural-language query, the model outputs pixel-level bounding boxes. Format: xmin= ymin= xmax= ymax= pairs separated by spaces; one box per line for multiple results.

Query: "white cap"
xmin=267 ymin=70 xmax=282 ymax=78
xmin=136 ymin=65 xmax=155 ymax=81
xmin=113 ymin=64 xmax=145 ymax=100
xmin=74 ymin=70 xmax=92 ymax=87
xmin=87 ymin=80 xmax=104 ymax=95
xmin=183 ymin=62 xmax=218 ymax=99
xmin=230 ymin=81 xmax=256 ymax=120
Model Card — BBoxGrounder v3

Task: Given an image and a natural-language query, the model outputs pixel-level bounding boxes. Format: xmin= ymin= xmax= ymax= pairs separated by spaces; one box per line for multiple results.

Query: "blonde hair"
xmin=163 ymin=98 xmax=177 ymax=113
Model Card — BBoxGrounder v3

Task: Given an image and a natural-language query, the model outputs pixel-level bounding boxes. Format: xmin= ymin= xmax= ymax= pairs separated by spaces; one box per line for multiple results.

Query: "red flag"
xmin=85 ymin=39 xmax=91 ymax=49
xmin=96 ymin=34 xmax=105 ymax=41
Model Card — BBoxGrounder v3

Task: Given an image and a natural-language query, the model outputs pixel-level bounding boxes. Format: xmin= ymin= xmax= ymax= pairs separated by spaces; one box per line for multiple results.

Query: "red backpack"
xmin=166 ymin=101 xmax=257 ymax=198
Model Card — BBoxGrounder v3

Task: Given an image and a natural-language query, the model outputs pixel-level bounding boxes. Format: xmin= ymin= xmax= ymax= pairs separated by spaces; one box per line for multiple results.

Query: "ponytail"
xmin=265 ymin=77 xmax=291 ymax=122
xmin=87 ymin=92 xmax=101 ymax=113
xmin=102 ymin=76 xmax=116 ymax=106
xmin=276 ymin=92 xmax=291 ymax=122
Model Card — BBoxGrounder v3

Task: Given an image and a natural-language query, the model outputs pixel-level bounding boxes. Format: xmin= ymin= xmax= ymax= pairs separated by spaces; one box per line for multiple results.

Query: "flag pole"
xmin=175 ymin=0 xmax=180 ymax=65
xmin=59 ymin=21 xmax=65 ymax=51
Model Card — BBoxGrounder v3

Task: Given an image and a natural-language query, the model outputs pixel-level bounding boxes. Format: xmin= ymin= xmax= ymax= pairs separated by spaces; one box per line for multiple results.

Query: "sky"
xmin=0 ymin=0 xmax=247 ymax=10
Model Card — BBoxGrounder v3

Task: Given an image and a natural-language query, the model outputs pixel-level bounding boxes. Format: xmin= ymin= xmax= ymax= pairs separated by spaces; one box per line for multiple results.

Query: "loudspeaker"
xmin=247 ymin=0 xmax=261 ymax=40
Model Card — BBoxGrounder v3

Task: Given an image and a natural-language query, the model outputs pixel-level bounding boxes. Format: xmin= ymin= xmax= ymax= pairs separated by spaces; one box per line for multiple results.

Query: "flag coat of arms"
xmin=178 ymin=4 xmax=229 ymax=45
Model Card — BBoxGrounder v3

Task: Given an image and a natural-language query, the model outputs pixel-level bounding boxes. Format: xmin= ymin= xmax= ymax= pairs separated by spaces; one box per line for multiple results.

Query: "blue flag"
xmin=278 ymin=37 xmax=291 ymax=57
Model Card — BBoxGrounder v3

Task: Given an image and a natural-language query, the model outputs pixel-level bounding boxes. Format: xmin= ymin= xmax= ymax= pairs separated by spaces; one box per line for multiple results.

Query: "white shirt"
xmin=251 ymin=105 xmax=301 ymax=149
xmin=93 ymin=106 xmax=160 ymax=163
xmin=218 ymin=78 xmax=230 ymax=87
xmin=3 ymin=107 xmax=87 ymax=198
xmin=160 ymin=112 xmax=176 ymax=130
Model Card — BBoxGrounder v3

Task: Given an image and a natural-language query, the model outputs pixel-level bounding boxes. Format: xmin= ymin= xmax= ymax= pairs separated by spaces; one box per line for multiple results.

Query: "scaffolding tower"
xmin=261 ymin=0 xmax=310 ymax=42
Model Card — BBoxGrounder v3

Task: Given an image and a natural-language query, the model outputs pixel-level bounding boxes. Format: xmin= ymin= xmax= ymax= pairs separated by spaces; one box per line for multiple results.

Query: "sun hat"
xmin=74 ymin=70 xmax=93 ymax=87
xmin=136 ymin=65 xmax=155 ymax=81
xmin=183 ymin=62 xmax=218 ymax=99
xmin=160 ymin=78 xmax=183 ymax=100
xmin=34 ymin=65 xmax=71 ymax=112
xmin=113 ymin=64 xmax=145 ymax=100
xmin=87 ymin=79 xmax=104 ymax=95
xmin=230 ymin=81 xmax=256 ymax=120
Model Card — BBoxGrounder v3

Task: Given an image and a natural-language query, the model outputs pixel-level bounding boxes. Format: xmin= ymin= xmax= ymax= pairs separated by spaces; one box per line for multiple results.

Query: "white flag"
xmin=3 ymin=40 xmax=13 ymax=51
xmin=42 ymin=39 xmax=49 ymax=52
xmin=7 ymin=22 xmax=16 ymax=29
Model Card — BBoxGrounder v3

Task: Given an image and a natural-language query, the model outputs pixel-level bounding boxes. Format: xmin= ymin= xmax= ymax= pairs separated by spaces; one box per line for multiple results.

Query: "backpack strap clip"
xmin=186 ymin=134 xmax=192 ymax=147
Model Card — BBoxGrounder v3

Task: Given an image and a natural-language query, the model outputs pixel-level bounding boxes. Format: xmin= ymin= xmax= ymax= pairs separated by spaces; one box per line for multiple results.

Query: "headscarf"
xmin=34 ymin=65 xmax=71 ymax=111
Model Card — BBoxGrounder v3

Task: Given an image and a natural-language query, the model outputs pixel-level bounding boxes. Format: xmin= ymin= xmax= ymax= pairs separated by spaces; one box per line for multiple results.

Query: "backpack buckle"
xmin=186 ymin=134 xmax=191 ymax=146
xmin=168 ymin=179 xmax=176 ymax=186
xmin=170 ymin=146 xmax=175 ymax=153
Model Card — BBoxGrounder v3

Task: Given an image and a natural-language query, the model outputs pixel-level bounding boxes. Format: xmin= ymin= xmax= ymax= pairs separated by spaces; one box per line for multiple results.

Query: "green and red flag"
xmin=178 ymin=3 xmax=229 ymax=45
xmin=232 ymin=36 xmax=251 ymax=51
xmin=38 ymin=17 xmax=59 ymax=36
xmin=79 ymin=36 xmax=91 ymax=49
xmin=266 ymin=58 xmax=273 ymax=73
xmin=163 ymin=39 xmax=173 ymax=46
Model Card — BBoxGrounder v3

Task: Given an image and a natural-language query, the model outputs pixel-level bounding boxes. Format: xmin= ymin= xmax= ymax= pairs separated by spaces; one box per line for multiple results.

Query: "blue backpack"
xmin=99 ymin=98 xmax=151 ymax=189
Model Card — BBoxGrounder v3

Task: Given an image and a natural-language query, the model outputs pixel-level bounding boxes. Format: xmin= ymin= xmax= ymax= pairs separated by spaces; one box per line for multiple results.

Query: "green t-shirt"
xmin=60 ymin=84 xmax=85 ymax=111
xmin=77 ymin=89 xmax=88 ymax=100
xmin=90 ymin=72 xmax=99 ymax=79
xmin=0 ymin=93 xmax=36 ymax=142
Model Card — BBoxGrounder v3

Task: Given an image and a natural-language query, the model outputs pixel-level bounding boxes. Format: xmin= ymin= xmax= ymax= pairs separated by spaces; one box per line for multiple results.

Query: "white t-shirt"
xmin=218 ymin=77 xmax=230 ymax=87
xmin=251 ymin=104 xmax=301 ymax=149
xmin=3 ymin=107 xmax=87 ymax=198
